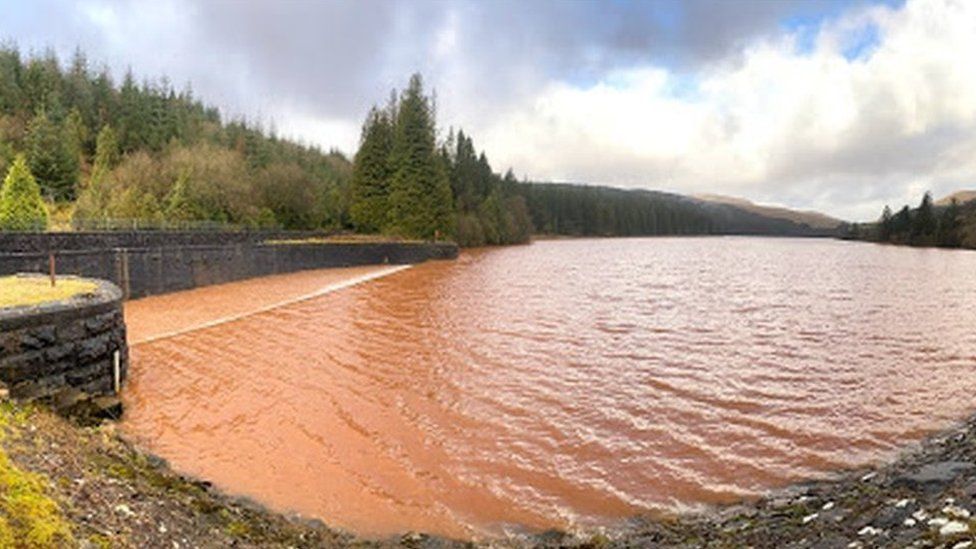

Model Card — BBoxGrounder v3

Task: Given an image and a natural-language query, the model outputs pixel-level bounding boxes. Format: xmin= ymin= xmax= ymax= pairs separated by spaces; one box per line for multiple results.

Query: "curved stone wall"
xmin=0 ymin=276 xmax=128 ymax=402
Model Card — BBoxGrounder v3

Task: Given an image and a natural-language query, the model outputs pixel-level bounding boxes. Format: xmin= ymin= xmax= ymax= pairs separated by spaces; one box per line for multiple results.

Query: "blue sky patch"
xmin=842 ymin=22 xmax=881 ymax=60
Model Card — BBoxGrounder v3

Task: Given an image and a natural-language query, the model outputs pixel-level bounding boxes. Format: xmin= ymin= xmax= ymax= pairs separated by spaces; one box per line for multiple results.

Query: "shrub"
xmin=0 ymin=155 xmax=48 ymax=231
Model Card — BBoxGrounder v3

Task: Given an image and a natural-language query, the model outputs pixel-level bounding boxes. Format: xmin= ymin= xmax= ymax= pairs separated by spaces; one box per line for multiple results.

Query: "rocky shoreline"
xmin=6 ymin=400 xmax=976 ymax=548
xmin=580 ymin=415 xmax=976 ymax=549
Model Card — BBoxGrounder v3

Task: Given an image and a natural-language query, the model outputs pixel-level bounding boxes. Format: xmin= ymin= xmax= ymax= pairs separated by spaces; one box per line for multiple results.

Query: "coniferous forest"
xmin=0 ymin=45 xmax=838 ymax=244
xmin=845 ymin=191 xmax=976 ymax=249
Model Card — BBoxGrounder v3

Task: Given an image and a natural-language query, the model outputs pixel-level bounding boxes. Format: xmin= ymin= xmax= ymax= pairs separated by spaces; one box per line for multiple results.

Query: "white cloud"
xmin=473 ymin=0 xmax=976 ymax=221
xmin=10 ymin=0 xmax=972 ymax=220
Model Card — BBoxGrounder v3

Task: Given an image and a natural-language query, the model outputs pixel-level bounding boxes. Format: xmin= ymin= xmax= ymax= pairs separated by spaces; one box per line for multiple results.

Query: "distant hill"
xmin=520 ymin=182 xmax=846 ymax=238
xmin=693 ymin=194 xmax=844 ymax=230
xmin=935 ymin=190 xmax=976 ymax=207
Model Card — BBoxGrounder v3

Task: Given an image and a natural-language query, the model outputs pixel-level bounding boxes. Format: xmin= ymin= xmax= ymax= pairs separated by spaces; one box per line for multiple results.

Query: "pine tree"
xmin=912 ymin=191 xmax=936 ymax=243
xmin=937 ymin=198 xmax=960 ymax=247
xmin=25 ymin=110 xmax=79 ymax=201
xmin=349 ymin=107 xmax=394 ymax=232
xmin=73 ymin=125 xmax=121 ymax=227
xmin=92 ymin=125 xmax=120 ymax=173
xmin=165 ymin=171 xmax=202 ymax=222
xmin=386 ymin=74 xmax=454 ymax=239
xmin=879 ymin=205 xmax=893 ymax=241
xmin=64 ymin=107 xmax=88 ymax=171
xmin=0 ymin=155 xmax=48 ymax=231
xmin=893 ymin=205 xmax=912 ymax=240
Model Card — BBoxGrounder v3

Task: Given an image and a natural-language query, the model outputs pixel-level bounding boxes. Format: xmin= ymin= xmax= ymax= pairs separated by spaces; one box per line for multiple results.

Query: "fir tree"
xmin=879 ymin=205 xmax=893 ymax=241
xmin=72 ymin=125 xmax=120 ymax=227
xmin=165 ymin=171 xmax=203 ymax=222
xmin=64 ymin=107 xmax=88 ymax=167
xmin=937 ymin=198 xmax=960 ymax=247
xmin=912 ymin=191 xmax=936 ymax=241
xmin=893 ymin=205 xmax=912 ymax=238
xmin=25 ymin=110 xmax=79 ymax=201
xmin=386 ymin=74 xmax=454 ymax=239
xmin=0 ymin=155 xmax=48 ymax=231
xmin=349 ymin=107 xmax=394 ymax=232
xmin=92 ymin=125 xmax=120 ymax=173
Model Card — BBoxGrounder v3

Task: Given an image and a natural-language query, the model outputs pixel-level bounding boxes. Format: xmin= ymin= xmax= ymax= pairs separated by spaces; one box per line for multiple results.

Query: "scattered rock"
xmin=939 ymin=520 xmax=969 ymax=537
xmin=943 ymin=504 xmax=971 ymax=519
xmin=873 ymin=505 xmax=912 ymax=529
xmin=895 ymin=461 xmax=975 ymax=491
xmin=858 ymin=526 xmax=881 ymax=536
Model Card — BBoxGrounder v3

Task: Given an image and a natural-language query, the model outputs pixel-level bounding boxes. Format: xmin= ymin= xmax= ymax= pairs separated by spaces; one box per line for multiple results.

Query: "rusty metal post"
xmin=49 ymin=253 xmax=56 ymax=287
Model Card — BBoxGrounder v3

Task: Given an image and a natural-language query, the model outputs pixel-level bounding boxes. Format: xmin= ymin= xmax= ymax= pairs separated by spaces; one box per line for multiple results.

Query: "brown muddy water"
xmin=122 ymin=237 xmax=976 ymax=539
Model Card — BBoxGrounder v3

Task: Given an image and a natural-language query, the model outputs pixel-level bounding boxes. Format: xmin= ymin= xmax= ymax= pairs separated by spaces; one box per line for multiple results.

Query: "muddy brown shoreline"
xmin=12 ymin=400 xmax=976 ymax=547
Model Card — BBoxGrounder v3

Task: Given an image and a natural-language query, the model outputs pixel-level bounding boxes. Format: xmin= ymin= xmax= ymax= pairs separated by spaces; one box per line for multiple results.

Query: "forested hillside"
xmin=0 ymin=45 xmax=844 ymax=243
xmin=521 ymin=183 xmax=842 ymax=238
xmin=0 ymin=46 xmax=350 ymax=231
xmin=849 ymin=191 xmax=976 ymax=248
xmin=521 ymin=184 xmax=712 ymax=236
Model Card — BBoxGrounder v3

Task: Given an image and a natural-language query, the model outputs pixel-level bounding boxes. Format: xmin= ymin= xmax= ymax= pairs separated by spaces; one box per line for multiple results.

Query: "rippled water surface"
xmin=122 ymin=237 xmax=976 ymax=539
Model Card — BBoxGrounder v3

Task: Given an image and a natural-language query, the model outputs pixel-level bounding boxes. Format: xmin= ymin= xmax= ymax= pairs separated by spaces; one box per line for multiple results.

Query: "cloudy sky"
xmin=4 ymin=0 xmax=975 ymax=220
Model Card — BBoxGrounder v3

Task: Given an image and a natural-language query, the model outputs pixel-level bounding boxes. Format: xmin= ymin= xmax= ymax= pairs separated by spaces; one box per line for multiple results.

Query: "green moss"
xmin=225 ymin=519 xmax=253 ymax=538
xmin=104 ymin=462 xmax=137 ymax=481
xmin=0 ymin=406 xmax=74 ymax=547
xmin=87 ymin=533 xmax=113 ymax=549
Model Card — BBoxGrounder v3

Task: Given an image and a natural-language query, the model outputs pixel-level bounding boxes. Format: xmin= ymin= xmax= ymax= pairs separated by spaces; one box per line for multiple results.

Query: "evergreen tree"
xmin=349 ymin=107 xmax=394 ymax=232
xmin=73 ymin=125 xmax=121 ymax=227
xmin=879 ymin=205 xmax=893 ymax=241
xmin=64 ymin=107 xmax=88 ymax=170
xmin=912 ymin=191 xmax=936 ymax=242
xmin=165 ymin=171 xmax=203 ymax=222
xmin=92 ymin=125 xmax=120 ymax=173
xmin=893 ymin=205 xmax=912 ymax=239
xmin=938 ymin=198 xmax=960 ymax=247
xmin=25 ymin=110 xmax=79 ymax=201
xmin=0 ymin=155 xmax=48 ymax=231
xmin=386 ymin=74 xmax=454 ymax=239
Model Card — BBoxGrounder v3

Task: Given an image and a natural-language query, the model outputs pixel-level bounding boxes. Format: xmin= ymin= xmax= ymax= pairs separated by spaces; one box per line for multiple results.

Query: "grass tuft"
xmin=0 ymin=406 xmax=74 ymax=547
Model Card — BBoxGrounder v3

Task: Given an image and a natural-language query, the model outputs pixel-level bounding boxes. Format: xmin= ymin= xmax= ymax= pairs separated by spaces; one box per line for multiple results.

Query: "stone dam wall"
xmin=0 ymin=230 xmax=329 ymax=253
xmin=0 ymin=232 xmax=459 ymax=299
xmin=0 ymin=276 xmax=127 ymax=402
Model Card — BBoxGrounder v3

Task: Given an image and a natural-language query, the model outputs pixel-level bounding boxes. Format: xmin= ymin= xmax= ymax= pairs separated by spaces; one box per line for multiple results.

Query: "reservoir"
xmin=122 ymin=237 xmax=976 ymax=539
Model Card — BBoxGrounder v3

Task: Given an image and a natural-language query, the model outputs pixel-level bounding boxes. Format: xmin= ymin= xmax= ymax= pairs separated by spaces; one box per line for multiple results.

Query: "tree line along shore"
xmin=1 ymin=45 xmax=805 ymax=246
xmin=845 ymin=191 xmax=976 ymax=249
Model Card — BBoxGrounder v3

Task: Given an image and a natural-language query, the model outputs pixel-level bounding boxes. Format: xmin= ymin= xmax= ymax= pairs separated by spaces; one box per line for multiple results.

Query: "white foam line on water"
xmin=131 ymin=264 xmax=412 ymax=346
